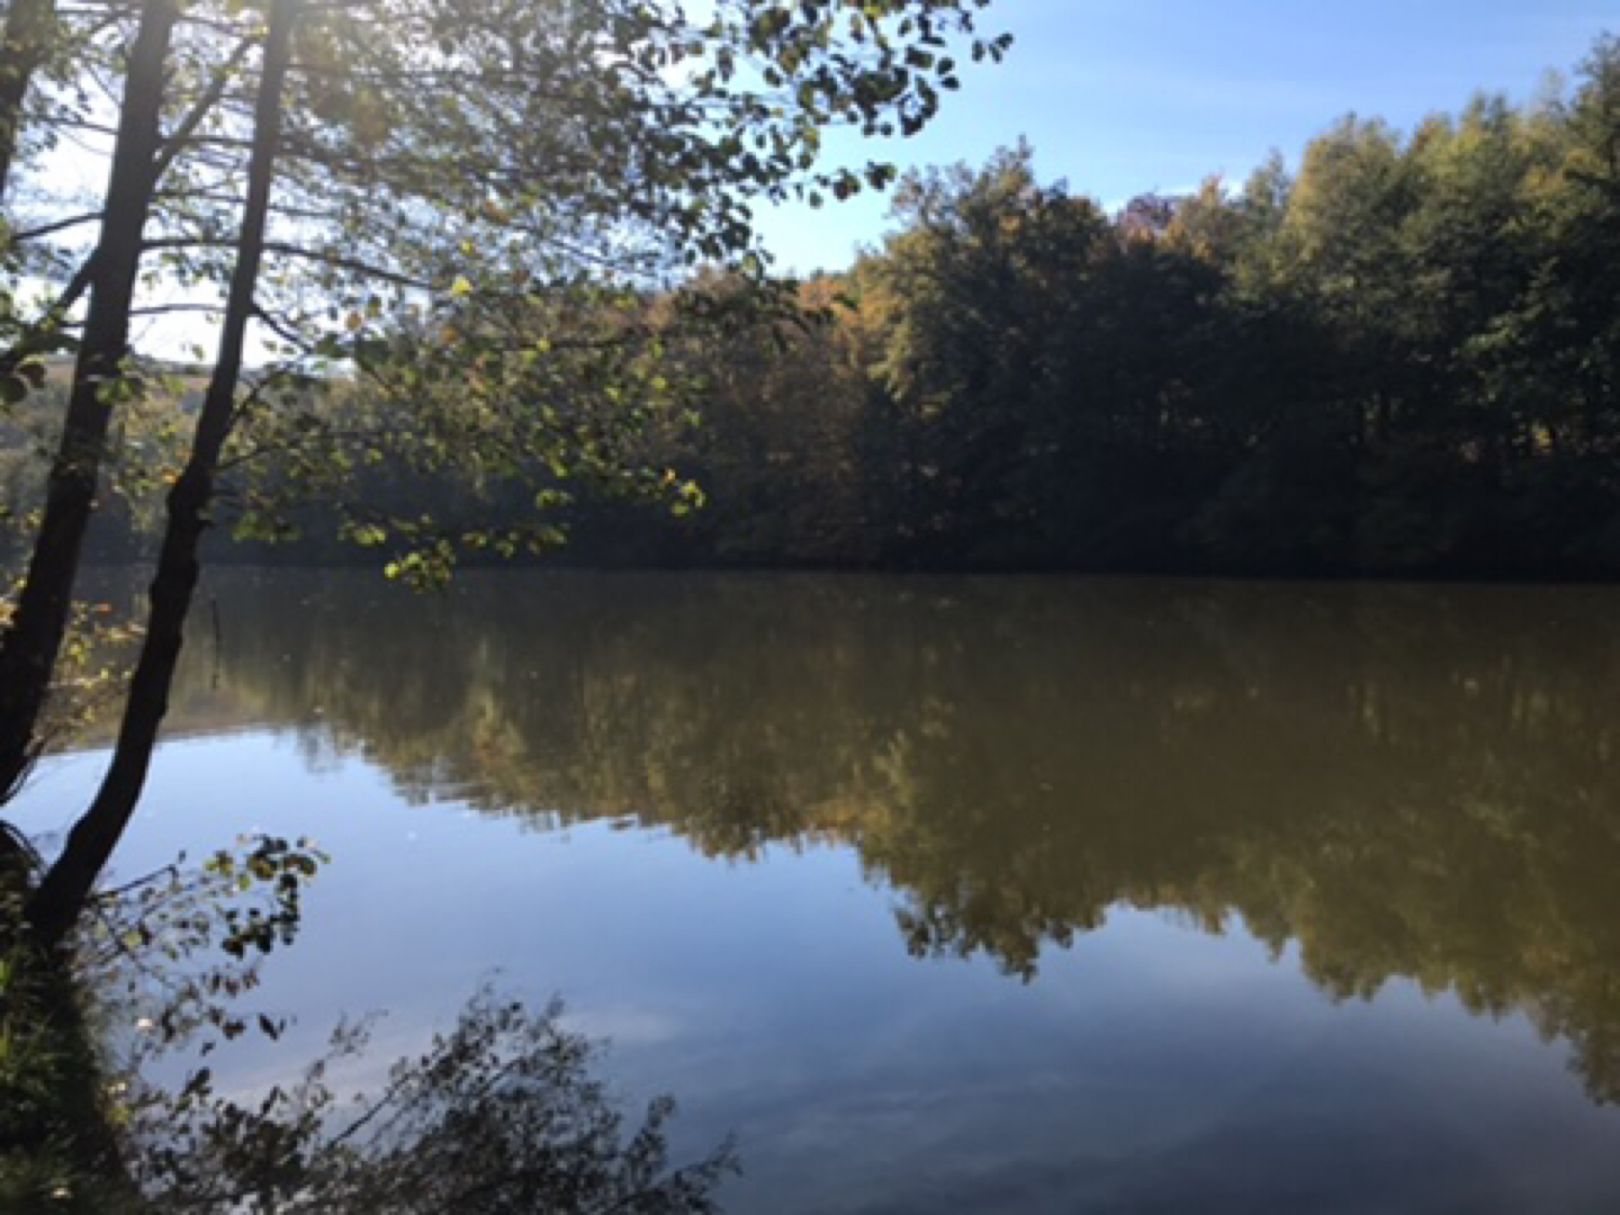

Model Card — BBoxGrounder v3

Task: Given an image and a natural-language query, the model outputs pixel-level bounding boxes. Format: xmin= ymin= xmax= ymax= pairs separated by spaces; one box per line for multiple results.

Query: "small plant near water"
xmin=1 ymin=833 xmax=737 ymax=1213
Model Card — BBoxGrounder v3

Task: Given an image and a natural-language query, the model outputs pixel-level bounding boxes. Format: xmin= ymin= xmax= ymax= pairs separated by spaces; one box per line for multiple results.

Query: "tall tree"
xmin=27 ymin=0 xmax=297 ymax=943
xmin=0 ymin=0 xmax=179 ymax=801
xmin=4 ymin=0 xmax=1012 ymax=940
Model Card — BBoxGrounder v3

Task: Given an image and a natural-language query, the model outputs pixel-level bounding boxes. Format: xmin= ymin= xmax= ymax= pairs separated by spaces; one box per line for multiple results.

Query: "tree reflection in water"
xmin=160 ymin=570 xmax=1620 ymax=1105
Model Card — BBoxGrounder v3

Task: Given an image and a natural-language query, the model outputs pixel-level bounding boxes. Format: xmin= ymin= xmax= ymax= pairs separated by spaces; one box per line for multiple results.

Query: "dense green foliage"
xmin=111 ymin=34 xmax=1610 ymax=579
xmin=656 ymin=34 xmax=1620 ymax=576
xmin=8 ymin=38 xmax=1619 ymax=578
xmin=0 ymin=0 xmax=1012 ymax=586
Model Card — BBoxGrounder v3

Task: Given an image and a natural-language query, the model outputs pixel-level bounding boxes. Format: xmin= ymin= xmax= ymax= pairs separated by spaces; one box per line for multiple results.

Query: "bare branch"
xmin=9 ymin=209 xmax=104 ymax=242
xmin=151 ymin=34 xmax=257 ymax=184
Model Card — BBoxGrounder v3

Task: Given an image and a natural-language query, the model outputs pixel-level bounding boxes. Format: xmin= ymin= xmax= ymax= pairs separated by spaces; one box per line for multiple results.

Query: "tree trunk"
xmin=28 ymin=0 xmax=297 ymax=948
xmin=0 ymin=0 xmax=177 ymax=802
xmin=0 ymin=0 xmax=55 ymax=204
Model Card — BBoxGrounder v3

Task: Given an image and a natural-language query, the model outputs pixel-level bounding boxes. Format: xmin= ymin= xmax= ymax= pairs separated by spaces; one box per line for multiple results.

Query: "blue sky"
xmin=754 ymin=0 xmax=1616 ymax=273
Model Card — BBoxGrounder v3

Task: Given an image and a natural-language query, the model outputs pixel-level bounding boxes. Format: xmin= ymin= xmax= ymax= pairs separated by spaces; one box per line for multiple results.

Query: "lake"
xmin=15 ymin=570 xmax=1620 ymax=1212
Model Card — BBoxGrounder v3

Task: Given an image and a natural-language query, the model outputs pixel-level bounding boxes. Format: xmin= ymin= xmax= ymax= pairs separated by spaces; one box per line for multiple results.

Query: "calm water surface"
xmin=16 ymin=570 xmax=1620 ymax=1212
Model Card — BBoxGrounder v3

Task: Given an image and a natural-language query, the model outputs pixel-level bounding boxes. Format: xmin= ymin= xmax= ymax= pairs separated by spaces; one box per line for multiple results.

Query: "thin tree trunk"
xmin=0 ymin=0 xmax=177 ymax=801
xmin=0 ymin=0 xmax=55 ymax=204
xmin=28 ymin=0 xmax=297 ymax=948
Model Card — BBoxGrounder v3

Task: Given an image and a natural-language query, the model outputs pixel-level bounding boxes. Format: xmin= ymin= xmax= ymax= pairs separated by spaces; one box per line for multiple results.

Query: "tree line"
xmin=149 ymin=34 xmax=1620 ymax=578
xmin=9 ymin=36 xmax=1620 ymax=581
xmin=639 ymin=35 xmax=1620 ymax=576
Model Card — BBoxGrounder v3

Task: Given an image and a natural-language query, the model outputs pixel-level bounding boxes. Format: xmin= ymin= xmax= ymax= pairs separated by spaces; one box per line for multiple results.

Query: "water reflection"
xmin=9 ymin=979 xmax=734 ymax=1214
xmin=166 ymin=571 xmax=1620 ymax=1105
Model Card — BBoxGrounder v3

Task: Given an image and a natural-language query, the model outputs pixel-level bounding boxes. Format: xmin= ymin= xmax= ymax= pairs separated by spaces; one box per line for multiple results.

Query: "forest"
xmin=4 ymin=7 xmax=1619 ymax=1208
xmin=9 ymin=33 xmax=1618 ymax=579
xmin=617 ymin=35 xmax=1620 ymax=577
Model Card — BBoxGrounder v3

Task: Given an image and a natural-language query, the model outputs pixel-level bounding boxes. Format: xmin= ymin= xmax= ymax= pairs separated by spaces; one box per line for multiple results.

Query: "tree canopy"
xmin=0 ymin=0 xmax=1012 ymax=940
xmin=115 ymin=32 xmax=1612 ymax=581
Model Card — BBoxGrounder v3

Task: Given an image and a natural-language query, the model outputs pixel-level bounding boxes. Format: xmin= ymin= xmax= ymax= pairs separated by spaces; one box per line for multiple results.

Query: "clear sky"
xmin=753 ymin=0 xmax=1616 ymax=274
